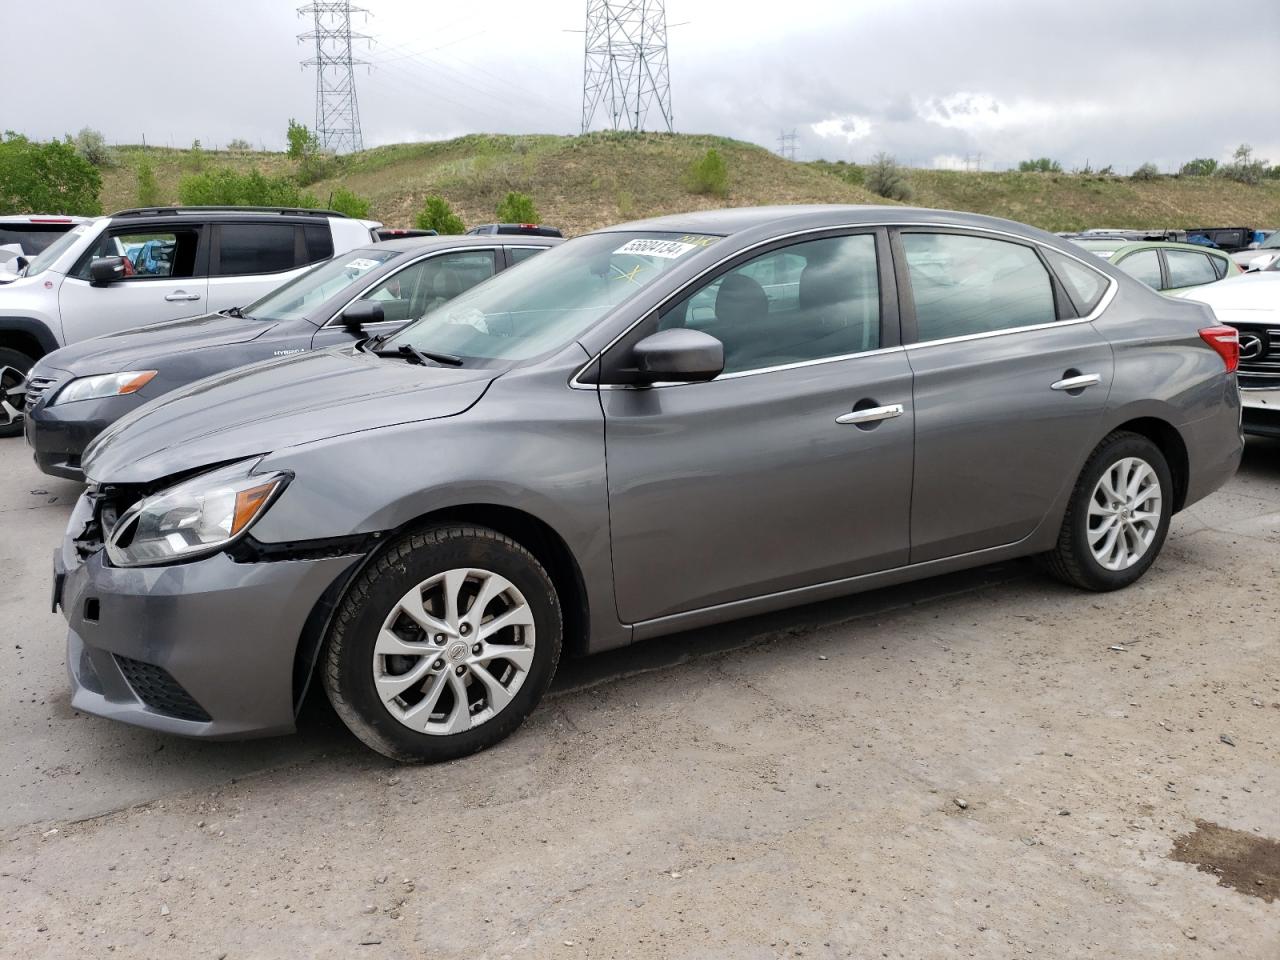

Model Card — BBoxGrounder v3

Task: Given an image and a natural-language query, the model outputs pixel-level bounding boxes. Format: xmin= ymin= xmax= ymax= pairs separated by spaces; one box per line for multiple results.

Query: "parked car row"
xmin=14 ymin=204 xmax=1242 ymax=764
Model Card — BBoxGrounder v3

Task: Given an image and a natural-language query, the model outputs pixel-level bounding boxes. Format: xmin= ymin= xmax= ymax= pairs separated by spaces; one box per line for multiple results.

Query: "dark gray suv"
xmin=54 ymin=206 xmax=1243 ymax=762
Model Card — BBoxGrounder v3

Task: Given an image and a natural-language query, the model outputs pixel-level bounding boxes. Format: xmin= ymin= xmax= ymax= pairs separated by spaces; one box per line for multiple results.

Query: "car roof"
xmin=598 ymin=204 xmax=1065 ymax=242
xmin=107 ymin=206 xmax=346 ymax=222
xmin=0 ymin=214 xmax=89 ymax=224
xmin=372 ymin=234 xmax=563 ymax=254
xmin=1109 ymin=240 xmax=1233 ymax=257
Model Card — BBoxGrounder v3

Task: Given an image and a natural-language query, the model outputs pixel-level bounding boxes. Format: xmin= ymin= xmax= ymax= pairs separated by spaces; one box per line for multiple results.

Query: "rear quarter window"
xmin=1045 ymin=249 xmax=1109 ymax=314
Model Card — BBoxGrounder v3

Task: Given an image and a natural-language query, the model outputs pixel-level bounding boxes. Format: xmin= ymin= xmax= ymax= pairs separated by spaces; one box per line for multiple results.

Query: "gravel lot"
xmin=1 ymin=433 xmax=1278 ymax=959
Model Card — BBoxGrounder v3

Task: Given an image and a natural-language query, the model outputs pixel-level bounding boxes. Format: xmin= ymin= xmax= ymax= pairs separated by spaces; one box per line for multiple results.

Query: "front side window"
xmin=385 ymin=230 xmax=720 ymax=363
xmin=658 ymin=234 xmax=880 ymax=374
xmin=75 ymin=228 xmax=201 ymax=280
xmin=244 ymin=248 xmax=397 ymax=322
xmin=1164 ymin=249 xmax=1219 ymax=288
xmin=1116 ymin=249 xmax=1162 ymax=289
xmin=903 ymin=232 xmax=1056 ymax=342
xmin=216 ymin=223 xmax=297 ymax=276
xmin=356 ymin=250 xmax=496 ymax=325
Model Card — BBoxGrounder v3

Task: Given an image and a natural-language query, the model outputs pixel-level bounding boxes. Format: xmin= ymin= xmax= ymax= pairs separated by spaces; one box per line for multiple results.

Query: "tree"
xmin=135 ymin=160 xmax=161 ymax=206
xmin=327 ymin=187 xmax=370 ymax=219
xmin=414 ymin=195 xmax=465 ymax=234
xmin=74 ymin=127 xmax=113 ymax=167
xmin=287 ymin=119 xmax=318 ymax=160
xmin=0 ymin=132 xmax=102 ymax=215
xmin=1018 ymin=157 xmax=1063 ymax=173
xmin=686 ymin=148 xmax=729 ymax=197
xmin=1180 ymin=157 xmax=1217 ymax=177
xmin=1218 ymin=143 xmax=1268 ymax=185
xmin=226 ymin=138 xmax=252 ymax=152
xmin=495 ymin=190 xmax=540 ymax=223
xmin=865 ymin=152 xmax=912 ymax=201
xmin=178 ymin=168 xmax=317 ymax=207
xmin=1131 ymin=162 xmax=1160 ymax=181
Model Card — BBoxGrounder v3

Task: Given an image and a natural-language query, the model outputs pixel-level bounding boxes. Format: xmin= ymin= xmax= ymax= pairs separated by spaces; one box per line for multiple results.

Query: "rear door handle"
xmin=164 ymin=292 xmax=201 ymax=302
xmin=836 ymin=403 xmax=904 ymax=425
xmin=1050 ymin=373 xmax=1102 ymax=392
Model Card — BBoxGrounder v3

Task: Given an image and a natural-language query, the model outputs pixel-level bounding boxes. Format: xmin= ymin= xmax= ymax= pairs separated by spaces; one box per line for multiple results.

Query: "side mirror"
xmin=89 ymin=256 xmax=128 ymax=286
xmin=631 ymin=328 xmax=724 ymax=385
xmin=341 ymin=300 xmax=384 ymax=331
xmin=1246 ymin=254 xmax=1271 ymax=273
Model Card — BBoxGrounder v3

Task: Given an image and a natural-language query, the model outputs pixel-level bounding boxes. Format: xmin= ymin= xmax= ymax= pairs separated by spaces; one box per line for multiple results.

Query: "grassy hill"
xmin=97 ymin=133 xmax=1280 ymax=235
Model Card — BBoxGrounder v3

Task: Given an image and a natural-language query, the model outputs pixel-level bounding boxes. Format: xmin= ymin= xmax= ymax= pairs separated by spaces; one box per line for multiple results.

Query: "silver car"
xmin=55 ymin=206 xmax=1243 ymax=761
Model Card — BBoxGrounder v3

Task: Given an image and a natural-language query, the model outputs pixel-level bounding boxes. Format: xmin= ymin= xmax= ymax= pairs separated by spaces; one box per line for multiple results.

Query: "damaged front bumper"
xmin=1240 ymin=386 xmax=1280 ymax=439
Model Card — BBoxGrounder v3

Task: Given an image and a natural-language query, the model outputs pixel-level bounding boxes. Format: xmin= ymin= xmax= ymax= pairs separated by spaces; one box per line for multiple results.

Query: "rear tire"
xmin=1044 ymin=431 xmax=1173 ymax=591
xmin=0 ymin=346 xmax=36 ymax=439
xmin=322 ymin=525 xmax=563 ymax=763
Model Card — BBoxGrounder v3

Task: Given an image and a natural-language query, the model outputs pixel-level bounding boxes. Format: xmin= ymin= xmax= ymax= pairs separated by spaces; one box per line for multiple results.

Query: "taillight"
xmin=1199 ymin=325 xmax=1239 ymax=372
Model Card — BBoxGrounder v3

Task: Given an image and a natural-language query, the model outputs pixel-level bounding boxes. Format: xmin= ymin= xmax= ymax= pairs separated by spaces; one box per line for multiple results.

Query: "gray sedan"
xmin=55 ymin=205 xmax=1243 ymax=762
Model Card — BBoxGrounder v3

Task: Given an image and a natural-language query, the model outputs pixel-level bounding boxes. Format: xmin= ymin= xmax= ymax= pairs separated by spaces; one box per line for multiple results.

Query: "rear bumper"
xmin=57 ymin=505 xmax=362 ymax=739
xmin=1240 ymin=387 xmax=1280 ymax=438
xmin=1179 ymin=395 xmax=1244 ymax=510
xmin=25 ymin=393 xmax=144 ymax=481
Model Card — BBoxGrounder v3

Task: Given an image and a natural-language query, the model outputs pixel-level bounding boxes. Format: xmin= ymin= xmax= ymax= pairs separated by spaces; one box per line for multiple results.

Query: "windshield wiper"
xmin=373 ymin=344 xmax=464 ymax=367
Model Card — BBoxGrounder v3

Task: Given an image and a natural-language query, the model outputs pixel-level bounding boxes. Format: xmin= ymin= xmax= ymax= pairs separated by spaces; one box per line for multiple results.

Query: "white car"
xmin=0 ymin=206 xmax=380 ymax=435
xmin=0 ymin=215 xmax=89 ymax=281
xmin=1178 ymin=270 xmax=1280 ymax=438
xmin=1231 ymin=231 xmax=1280 ymax=273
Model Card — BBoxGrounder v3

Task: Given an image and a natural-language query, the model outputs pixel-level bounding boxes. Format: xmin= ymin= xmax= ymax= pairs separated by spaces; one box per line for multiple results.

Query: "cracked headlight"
xmin=106 ymin=460 xmax=289 ymax=567
xmin=52 ymin=371 xmax=157 ymax=405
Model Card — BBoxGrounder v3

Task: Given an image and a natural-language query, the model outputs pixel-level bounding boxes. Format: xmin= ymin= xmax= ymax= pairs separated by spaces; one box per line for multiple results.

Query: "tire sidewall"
xmin=0 ymin=346 xmax=35 ymax=439
xmin=1070 ymin=435 xmax=1173 ymax=589
xmin=328 ymin=529 xmax=562 ymax=762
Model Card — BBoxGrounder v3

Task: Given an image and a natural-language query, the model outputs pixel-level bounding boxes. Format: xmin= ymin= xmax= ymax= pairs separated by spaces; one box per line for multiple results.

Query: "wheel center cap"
xmin=446 ymin=640 xmax=469 ymax=663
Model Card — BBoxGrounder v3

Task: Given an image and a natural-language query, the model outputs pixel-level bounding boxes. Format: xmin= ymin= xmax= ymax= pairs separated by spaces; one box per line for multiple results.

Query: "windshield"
xmin=22 ymin=222 xmax=94 ymax=278
xmin=245 ymin=248 xmax=398 ymax=322
xmin=384 ymin=231 xmax=720 ymax=362
xmin=1261 ymin=231 xmax=1280 ymax=250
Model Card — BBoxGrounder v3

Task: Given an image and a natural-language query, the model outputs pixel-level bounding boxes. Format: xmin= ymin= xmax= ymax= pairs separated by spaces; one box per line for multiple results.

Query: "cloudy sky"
xmin=10 ymin=0 xmax=1279 ymax=172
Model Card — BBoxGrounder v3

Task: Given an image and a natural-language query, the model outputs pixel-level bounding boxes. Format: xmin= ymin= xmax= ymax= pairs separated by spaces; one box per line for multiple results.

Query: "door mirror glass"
xmin=89 ymin=256 xmax=128 ymax=286
xmin=632 ymin=328 xmax=724 ymax=384
xmin=341 ymin=300 xmax=384 ymax=330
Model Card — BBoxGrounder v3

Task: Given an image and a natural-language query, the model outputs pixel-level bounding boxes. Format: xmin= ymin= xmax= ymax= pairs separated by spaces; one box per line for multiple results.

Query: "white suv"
xmin=0 ymin=206 xmax=380 ymax=435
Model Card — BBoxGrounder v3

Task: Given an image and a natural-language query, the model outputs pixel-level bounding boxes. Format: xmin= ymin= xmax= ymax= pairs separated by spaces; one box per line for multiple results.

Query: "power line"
xmin=298 ymin=2 xmax=370 ymax=154
xmin=581 ymin=1 xmax=674 ymax=134
xmin=777 ymin=129 xmax=799 ymax=161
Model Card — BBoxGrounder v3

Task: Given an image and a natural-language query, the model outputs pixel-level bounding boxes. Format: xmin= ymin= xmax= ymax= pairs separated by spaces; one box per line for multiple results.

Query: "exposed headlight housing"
xmin=106 ymin=460 xmax=289 ymax=567
xmin=52 ymin=371 xmax=157 ymax=405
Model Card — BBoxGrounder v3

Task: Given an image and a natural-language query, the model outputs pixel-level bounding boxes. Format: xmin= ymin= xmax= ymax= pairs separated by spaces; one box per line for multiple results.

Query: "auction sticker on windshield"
xmin=613 ymin=237 xmax=711 ymax=259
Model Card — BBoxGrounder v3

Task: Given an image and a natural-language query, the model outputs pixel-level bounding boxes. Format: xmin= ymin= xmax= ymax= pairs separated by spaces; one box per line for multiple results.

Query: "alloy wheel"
xmin=372 ymin=567 xmax=536 ymax=735
xmin=1087 ymin=456 xmax=1163 ymax=572
xmin=0 ymin=366 xmax=25 ymax=427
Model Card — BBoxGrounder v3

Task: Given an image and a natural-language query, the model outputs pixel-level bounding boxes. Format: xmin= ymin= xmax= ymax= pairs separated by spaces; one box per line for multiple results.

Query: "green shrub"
xmin=865 ymin=152 xmax=912 ymax=201
xmin=178 ymin=168 xmax=316 ymax=207
xmin=135 ymin=160 xmax=161 ymax=206
xmin=1131 ymin=162 xmax=1160 ymax=181
xmin=0 ymin=132 xmax=102 ymax=215
xmin=226 ymin=138 xmax=252 ymax=152
xmin=495 ymin=190 xmax=540 ymax=223
xmin=287 ymin=119 xmax=318 ymax=160
xmin=327 ymin=187 xmax=370 ymax=219
xmin=686 ymin=148 xmax=729 ymax=197
xmin=1218 ymin=144 xmax=1267 ymax=186
xmin=1018 ymin=157 xmax=1063 ymax=173
xmin=414 ymin=195 xmax=465 ymax=234
xmin=74 ymin=127 xmax=113 ymax=167
xmin=1179 ymin=157 xmax=1217 ymax=177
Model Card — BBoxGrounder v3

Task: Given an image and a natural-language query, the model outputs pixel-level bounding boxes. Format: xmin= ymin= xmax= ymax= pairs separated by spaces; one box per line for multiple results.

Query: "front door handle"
xmin=836 ymin=403 xmax=904 ymax=425
xmin=1051 ymin=373 xmax=1102 ymax=392
xmin=164 ymin=291 xmax=201 ymax=302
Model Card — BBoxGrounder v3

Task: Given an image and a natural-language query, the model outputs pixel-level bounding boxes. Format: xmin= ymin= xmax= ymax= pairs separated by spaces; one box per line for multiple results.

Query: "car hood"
xmin=35 ymin=312 xmax=276 ymax=377
xmin=1177 ymin=272 xmax=1280 ymax=313
xmin=83 ymin=347 xmax=497 ymax=484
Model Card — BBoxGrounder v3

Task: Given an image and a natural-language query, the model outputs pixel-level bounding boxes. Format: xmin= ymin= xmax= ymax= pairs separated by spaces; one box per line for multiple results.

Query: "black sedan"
xmin=23 ymin=234 xmax=560 ymax=479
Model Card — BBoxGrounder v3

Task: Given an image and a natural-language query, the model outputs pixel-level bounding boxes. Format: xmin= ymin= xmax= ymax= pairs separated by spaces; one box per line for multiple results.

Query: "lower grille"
xmin=24 ymin=375 xmax=56 ymax=410
xmin=114 ymin=656 xmax=212 ymax=722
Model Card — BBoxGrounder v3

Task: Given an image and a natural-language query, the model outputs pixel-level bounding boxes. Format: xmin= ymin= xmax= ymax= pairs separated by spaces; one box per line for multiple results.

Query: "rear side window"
xmin=304 ymin=224 xmax=333 ymax=263
xmin=1116 ymin=249 xmax=1162 ymax=289
xmin=902 ymin=232 xmax=1055 ymax=342
xmin=508 ymin=246 xmax=546 ymax=265
xmin=216 ymin=223 xmax=297 ymax=276
xmin=1165 ymin=249 xmax=1219 ymax=289
xmin=1045 ymin=249 xmax=1108 ymax=315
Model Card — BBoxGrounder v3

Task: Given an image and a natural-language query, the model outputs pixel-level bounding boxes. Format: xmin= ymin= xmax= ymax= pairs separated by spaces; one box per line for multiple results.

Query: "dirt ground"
xmin=1 ymin=435 xmax=1277 ymax=959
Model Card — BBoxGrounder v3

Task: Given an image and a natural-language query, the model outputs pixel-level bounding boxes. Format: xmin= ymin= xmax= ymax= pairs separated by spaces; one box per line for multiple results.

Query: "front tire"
xmin=0 ymin=346 xmax=36 ymax=439
xmin=322 ymin=525 xmax=563 ymax=762
xmin=1044 ymin=431 xmax=1173 ymax=591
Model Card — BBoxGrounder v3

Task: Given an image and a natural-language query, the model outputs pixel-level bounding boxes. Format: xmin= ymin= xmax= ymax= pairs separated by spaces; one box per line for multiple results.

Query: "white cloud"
xmin=917 ymin=92 xmax=1101 ymax=132
xmin=810 ymin=115 xmax=873 ymax=143
xmin=930 ymin=154 xmax=969 ymax=171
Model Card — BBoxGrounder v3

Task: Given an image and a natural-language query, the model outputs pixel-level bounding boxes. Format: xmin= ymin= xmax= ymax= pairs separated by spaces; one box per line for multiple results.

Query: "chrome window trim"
xmin=321 ymin=246 xmax=500 ymax=328
xmin=570 ymin=220 xmax=1117 ymax=390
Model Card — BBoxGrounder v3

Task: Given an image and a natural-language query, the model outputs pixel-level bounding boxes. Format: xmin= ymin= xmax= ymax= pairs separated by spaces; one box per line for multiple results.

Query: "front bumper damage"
xmin=1240 ymin=387 xmax=1280 ymax=439
xmin=56 ymin=487 xmax=362 ymax=739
